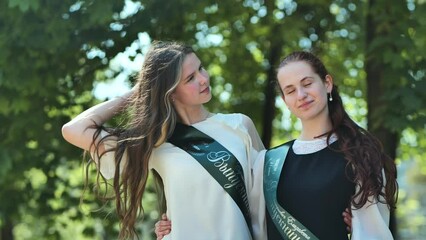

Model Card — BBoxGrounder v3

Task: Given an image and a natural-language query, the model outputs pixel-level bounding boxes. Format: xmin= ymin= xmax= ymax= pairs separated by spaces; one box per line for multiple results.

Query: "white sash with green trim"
xmin=264 ymin=142 xmax=319 ymax=240
xmin=168 ymin=122 xmax=253 ymax=236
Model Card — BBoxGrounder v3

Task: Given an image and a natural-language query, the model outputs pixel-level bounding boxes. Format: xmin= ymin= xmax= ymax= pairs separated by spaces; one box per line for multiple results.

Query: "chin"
xmin=295 ymin=110 xmax=316 ymax=120
xmin=201 ymin=98 xmax=212 ymax=105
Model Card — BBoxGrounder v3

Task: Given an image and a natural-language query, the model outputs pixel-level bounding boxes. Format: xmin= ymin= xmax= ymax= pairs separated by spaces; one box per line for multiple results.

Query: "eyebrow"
xmin=283 ymin=76 xmax=312 ymax=89
xmin=300 ymin=77 xmax=314 ymax=83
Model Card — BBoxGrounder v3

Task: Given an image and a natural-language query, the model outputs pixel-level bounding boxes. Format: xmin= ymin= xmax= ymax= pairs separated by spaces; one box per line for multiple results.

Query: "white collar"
xmin=292 ymin=134 xmax=338 ymax=155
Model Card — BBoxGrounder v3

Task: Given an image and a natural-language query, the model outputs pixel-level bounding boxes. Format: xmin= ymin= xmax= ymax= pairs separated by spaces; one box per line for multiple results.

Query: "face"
xmin=277 ymin=61 xmax=333 ymax=122
xmin=171 ymin=53 xmax=211 ymax=107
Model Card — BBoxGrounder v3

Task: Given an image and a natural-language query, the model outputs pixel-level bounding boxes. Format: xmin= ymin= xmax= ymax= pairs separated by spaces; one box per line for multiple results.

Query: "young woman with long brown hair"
xmin=249 ymin=51 xmax=398 ymax=240
xmin=62 ymin=41 xmax=265 ymax=239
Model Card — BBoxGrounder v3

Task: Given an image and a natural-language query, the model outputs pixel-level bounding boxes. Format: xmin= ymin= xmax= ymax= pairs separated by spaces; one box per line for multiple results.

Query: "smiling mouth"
xmin=201 ymin=87 xmax=210 ymax=93
xmin=299 ymin=101 xmax=313 ymax=108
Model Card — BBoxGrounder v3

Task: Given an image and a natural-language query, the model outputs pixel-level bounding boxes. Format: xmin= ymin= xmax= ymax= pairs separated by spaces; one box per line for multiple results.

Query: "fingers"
xmin=155 ymin=226 xmax=171 ymax=239
xmin=345 ymin=207 xmax=352 ymax=216
xmin=154 ymin=213 xmax=172 ymax=239
xmin=342 ymin=208 xmax=352 ymax=233
xmin=155 ymin=224 xmax=167 ymax=240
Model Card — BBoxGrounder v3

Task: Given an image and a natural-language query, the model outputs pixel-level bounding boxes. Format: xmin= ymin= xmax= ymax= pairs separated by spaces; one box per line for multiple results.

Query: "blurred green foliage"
xmin=0 ymin=0 xmax=425 ymax=239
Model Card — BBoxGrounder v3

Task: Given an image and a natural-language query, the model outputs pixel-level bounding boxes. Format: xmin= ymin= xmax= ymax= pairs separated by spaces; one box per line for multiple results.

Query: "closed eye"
xmin=284 ymin=89 xmax=295 ymax=95
xmin=186 ymin=74 xmax=195 ymax=82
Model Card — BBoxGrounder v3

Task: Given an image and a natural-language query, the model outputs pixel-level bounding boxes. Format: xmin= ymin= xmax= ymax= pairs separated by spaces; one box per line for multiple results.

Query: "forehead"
xmin=277 ymin=61 xmax=314 ymax=84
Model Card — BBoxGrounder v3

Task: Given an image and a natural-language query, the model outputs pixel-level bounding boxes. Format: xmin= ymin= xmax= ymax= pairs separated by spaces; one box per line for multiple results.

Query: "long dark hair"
xmin=88 ymin=41 xmax=194 ymax=239
xmin=277 ymin=51 xmax=398 ymax=209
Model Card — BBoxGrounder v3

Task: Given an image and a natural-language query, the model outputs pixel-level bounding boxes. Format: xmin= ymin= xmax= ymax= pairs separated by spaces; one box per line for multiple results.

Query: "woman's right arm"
xmin=61 ymin=90 xmax=132 ymax=152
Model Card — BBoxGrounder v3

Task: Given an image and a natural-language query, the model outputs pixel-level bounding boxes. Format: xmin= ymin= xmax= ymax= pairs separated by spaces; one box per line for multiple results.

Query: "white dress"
xmin=96 ymin=113 xmax=265 ymax=240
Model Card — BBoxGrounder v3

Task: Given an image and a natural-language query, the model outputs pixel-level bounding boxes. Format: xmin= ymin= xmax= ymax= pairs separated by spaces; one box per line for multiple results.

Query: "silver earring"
xmin=328 ymin=92 xmax=333 ymax=102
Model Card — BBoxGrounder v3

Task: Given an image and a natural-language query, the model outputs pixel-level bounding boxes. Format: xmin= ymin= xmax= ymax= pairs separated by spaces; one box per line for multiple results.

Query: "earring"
xmin=328 ymin=92 xmax=333 ymax=102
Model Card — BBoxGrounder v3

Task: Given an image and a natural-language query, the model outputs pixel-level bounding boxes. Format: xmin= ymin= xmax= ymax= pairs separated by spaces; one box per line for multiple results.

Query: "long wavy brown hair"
xmin=88 ymin=41 xmax=194 ymax=239
xmin=277 ymin=51 xmax=398 ymax=210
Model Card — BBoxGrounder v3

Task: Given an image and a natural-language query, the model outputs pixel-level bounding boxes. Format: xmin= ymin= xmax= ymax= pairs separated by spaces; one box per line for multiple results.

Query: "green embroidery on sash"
xmin=169 ymin=122 xmax=253 ymax=236
xmin=264 ymin=142 xmax=319 ymax=240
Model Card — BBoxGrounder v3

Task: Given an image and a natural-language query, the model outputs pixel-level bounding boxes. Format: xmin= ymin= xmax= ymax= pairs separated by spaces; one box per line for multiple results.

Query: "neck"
xmin=299 ymin=115 xmax=332 ymax=140
xmin=175 ymin=105 xmax=210 ymax=125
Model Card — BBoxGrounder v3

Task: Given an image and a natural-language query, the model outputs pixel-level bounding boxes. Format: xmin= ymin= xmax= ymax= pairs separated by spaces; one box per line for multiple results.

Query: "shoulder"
xmin=214 ymin=112 xmax=251 ymax=121
xmin=268 ymin=139 xmax=295 ymax=151
xmin=214 ymin=113 xmax=254 ymax=128
xmin=265 ymin=140 xmax=294 ymax=159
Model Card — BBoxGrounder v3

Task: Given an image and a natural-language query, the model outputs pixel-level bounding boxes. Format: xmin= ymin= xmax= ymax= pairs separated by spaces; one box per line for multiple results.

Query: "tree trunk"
xmin=261 ymin=42 xmax=281 ymax=148
xmin=365 ymin=0 xmax=398 ymax=237
xmin=260 ymin=0 xmax=286 ymax=148
xmin=1 ymin=219 xmax=13 ymax=240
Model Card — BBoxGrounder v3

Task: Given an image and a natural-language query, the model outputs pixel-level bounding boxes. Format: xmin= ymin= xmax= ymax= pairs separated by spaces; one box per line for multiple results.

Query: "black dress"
xmin=266 ymin=141 xmax=355 ymax=240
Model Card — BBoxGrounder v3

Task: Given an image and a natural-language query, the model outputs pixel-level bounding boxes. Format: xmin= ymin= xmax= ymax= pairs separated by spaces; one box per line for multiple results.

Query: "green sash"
xmin=264 ymin=142 xmax=319 ymax=240
xmin=168 ymin=122 xmax=253 ymax=236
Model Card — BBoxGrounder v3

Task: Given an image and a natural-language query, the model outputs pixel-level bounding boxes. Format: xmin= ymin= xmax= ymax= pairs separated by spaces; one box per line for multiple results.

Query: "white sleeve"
xmin=351 ymin=197 xmax=392 ymax=240
xmin=90 ymin=130 xmax=127 ymax=180
xmin=351 ymin=171 xmax=393 ymax=240
xmin=241 ymin=114 xmax=265 ymax=153
xmin=240 ymin=114 xmax=267 ymax=239
xmin=249 ymin=150 xmax=268 ymax=240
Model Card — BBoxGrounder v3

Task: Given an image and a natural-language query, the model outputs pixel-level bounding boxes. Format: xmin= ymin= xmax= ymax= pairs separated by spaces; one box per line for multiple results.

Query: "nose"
xmin=297 ymin=88 xmax=307 ymax=100
xmin=198 ymin=69 xmax=209 ymax=85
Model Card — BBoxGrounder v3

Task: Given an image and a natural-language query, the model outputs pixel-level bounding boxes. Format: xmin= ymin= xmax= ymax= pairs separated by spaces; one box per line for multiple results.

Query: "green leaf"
xmin=8 ymin=0 xmax=39 ymax=12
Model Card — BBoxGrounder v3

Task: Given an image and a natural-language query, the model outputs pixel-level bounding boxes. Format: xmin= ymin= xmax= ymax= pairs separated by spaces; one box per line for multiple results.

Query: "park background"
xmin=0 ymin=0 xmax=425 ymax=239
